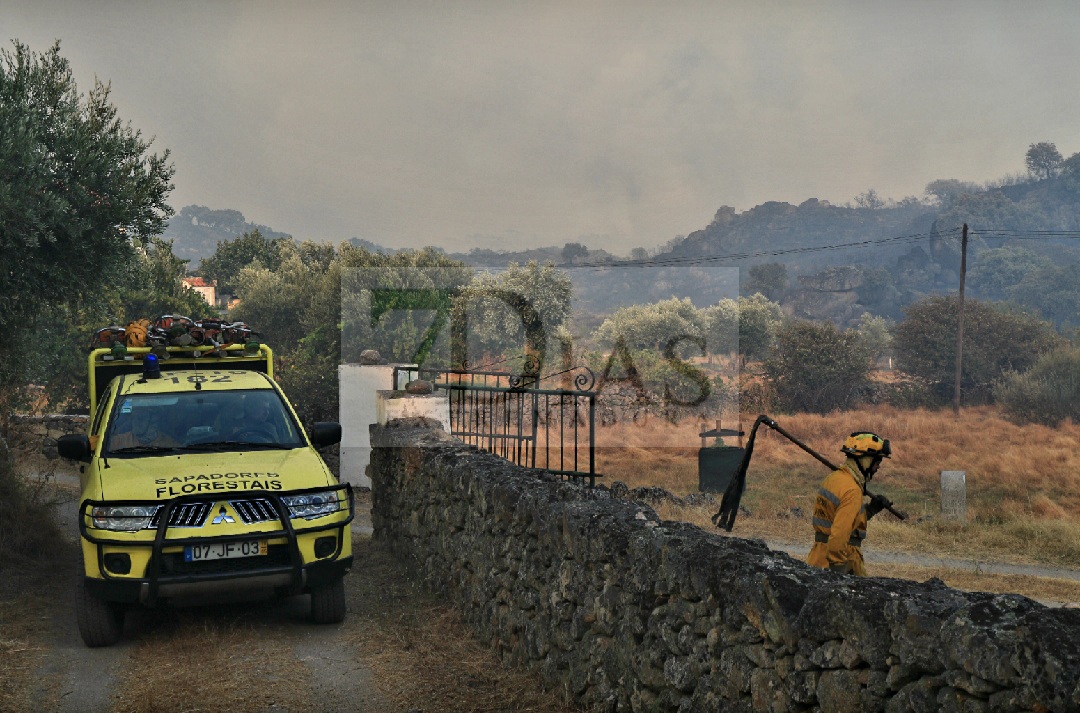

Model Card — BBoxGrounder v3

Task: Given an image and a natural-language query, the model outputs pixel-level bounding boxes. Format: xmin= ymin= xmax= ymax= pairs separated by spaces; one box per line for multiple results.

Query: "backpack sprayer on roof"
xmin=711 ymin=414 xmax=908 ymax=532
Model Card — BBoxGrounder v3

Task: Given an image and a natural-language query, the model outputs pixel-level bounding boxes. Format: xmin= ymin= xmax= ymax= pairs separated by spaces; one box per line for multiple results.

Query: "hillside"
xmin=166 ymin=155 xmax=1080 ymax=327
xmin=162 ymin=205 xmax=293 ymax=266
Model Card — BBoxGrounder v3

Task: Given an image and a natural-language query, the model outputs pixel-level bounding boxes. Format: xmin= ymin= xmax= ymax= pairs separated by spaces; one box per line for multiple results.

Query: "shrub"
xmin=994 ymin=348 xmax=1080 ymax=426
xmin=893 ymin=296 xmax=1063 ymax=404
xmin=764 ymin=320 xmax=871 ymax=414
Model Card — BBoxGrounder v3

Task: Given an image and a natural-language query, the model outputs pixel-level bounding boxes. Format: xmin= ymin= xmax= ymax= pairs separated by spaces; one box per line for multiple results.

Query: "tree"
xmin=1025 ymin=142 xmax=1063 ymax=180
xmin=198 ymin=228 xmax=291 ymax=294
xmin=339 ymin=246 xmax=473 ymax=367
xmin=704 ymin=299 xmax=739 ymax=356
xmin=0 ymin=40 xmax=174 ymax=334
xmin=854 ymin=188 xmax=885 ymax=209
xmin=737 ymin=293 xmax=784 ymax=363
xmin=1061 ymin=152 xmax=1080 ymax=178
xmin=0 ymin=40 xmax=175 ymax=416
xmin=115 ymin=238 xmax=217 ymax=322
xmin=746 ymin=263 xmax=788 ymax=301
xmin=561 ymin=242 xmax=589 ymax=263
xmin=935 ymin=190 xmax=1048 ymax=237
xmin=1007 ymin=262 xmax=1080 ymax=330
xmin=969 ymin=246 xmax=1053 ymax=301
xmin=596 ymin=297 xmax=707 ymax=356
xmin=454 ymin=261 xmax=572 ymax=369
xmin=925 ymin=179 xmax=979 ymax=207
xmin=764 ymin=320 xmax=871 ymax=413
xmin=854 ymin=312 xmax=893 ymax=365
xmin=893 ymin=296 xmax=1063 ymax=404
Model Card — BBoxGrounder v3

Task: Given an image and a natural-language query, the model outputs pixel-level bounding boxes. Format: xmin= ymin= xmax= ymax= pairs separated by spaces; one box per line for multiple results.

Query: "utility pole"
xmin=953 ymin=224 xmax=968 ymax=415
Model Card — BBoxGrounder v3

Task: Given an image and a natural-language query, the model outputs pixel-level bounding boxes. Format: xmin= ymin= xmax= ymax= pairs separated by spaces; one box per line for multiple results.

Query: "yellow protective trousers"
xmin=807 ymin=463 xmax=868 ymax=576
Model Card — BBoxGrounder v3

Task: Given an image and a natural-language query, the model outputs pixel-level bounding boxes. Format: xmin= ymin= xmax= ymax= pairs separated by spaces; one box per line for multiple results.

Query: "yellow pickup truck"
xmin=59 ymin=344 xmax=352 ymax=647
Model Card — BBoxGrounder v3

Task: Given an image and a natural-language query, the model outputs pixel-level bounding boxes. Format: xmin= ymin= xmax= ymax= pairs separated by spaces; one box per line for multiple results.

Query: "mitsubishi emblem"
xmin=212 ymin=506 xmax=235 ymax=525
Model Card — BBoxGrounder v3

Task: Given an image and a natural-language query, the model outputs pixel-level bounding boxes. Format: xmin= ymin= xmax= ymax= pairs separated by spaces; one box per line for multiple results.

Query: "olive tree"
xmin=0 ymin=40 xmax=174 ymax=411
xmin=454 ymin=261 xmax=572 ymax=371
xmin=737 ymin=293 xmax=784 ymax=363
xmin=0 ymin=41 xmax=173 ymax=332
xmin=596 ymin=297 xmax=707 ymax=355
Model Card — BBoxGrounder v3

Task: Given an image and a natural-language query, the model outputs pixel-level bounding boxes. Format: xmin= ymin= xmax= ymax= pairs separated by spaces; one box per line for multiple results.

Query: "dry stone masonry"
xmin=5 ymin=414 xmax=87 ymax=460
xmin=370 ymin=420 xmax=1080 ymax=712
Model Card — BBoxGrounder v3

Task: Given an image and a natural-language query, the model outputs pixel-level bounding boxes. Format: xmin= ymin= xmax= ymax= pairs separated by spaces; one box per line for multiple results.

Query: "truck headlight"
xmin=91 ymin=505 xmax=158 ymax=531
xmin=281 ymin=492 xmax=340 ymax=520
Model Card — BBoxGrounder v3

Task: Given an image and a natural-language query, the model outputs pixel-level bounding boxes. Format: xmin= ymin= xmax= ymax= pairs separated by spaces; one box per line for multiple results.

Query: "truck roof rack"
xmin=88 ymin=345 xmax=274 ymax=413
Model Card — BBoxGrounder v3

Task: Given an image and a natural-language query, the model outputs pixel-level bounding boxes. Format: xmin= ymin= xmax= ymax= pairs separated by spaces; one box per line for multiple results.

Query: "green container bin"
xmin=698 ymin=446 xmax=745 ymax=493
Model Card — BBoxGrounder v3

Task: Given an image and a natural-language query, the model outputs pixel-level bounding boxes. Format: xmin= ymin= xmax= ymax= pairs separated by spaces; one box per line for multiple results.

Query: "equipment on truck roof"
xmin=86 ymin=317 xmax=269 ymax=414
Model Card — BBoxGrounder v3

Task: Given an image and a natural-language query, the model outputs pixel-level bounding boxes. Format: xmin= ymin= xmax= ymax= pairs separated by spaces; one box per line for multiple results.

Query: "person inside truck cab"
xmin=228 ymin=393 xmax=281 ymax=442
xmin=108 ymin=407 xmax=180 ymax=450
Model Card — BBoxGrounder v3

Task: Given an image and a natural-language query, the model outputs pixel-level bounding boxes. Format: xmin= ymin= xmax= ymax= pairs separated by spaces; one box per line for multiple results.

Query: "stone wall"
xmin=370 ymin=420 xmax=1080 ymax=713
xmin=4 ymin=414 xmax=88 ymax=462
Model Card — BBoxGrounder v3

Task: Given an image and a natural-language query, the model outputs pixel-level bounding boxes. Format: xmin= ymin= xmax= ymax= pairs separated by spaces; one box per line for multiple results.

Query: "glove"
xmin=866 ymin=493 xmax=893 ymax=519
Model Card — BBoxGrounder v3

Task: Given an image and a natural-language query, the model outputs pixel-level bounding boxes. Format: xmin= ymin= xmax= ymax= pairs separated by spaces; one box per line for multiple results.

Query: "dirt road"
xmin=2 ymin=475 xmax=387 ymax=713
xmin=0 ymin=475 xmax=574 ymax=713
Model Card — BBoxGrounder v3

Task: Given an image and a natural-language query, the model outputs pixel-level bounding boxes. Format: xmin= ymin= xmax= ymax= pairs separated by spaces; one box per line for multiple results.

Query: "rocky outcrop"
xmin=370 ymin=420 xmax=1080 ymax=712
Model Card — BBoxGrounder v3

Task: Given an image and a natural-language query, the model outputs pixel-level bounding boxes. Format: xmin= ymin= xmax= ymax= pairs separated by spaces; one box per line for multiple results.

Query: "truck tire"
xmin=75 ymin=569 xmax=124 ymax=647
xmin=310 ymin=576 xmax=346 ymax=624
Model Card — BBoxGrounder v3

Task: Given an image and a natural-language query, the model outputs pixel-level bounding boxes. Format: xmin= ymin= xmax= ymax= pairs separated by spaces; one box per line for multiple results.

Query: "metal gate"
xmin=393 ymin=363 xmax=598 ymax=486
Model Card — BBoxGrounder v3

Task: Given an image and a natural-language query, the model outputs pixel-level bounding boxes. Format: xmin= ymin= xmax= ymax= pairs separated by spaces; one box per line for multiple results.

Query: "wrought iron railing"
xmin=392 ymin=359 xmax=598 ymax=486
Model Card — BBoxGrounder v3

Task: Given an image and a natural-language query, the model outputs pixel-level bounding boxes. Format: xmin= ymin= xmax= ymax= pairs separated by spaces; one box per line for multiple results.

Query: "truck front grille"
xmin=148 ymin=502 xmax=213 ymax=528
xmin=230 ymin=498 xmax=279 ymax=524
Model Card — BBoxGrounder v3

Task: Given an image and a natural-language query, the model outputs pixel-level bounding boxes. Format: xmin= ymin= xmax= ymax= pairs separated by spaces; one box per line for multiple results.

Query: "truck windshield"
xmin=104 ymin=390 xmax=305 ymax=455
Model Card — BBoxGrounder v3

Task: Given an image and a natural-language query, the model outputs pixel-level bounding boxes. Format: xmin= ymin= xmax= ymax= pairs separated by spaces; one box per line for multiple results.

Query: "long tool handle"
xmin=712 ymin=414 xmax=908 ymax=530
xmin=760 ymin=417 xmax=908 ymax=521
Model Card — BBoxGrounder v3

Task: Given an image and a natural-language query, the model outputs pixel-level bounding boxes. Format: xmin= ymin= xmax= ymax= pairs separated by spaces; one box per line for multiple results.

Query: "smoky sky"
xmin=5 ymin=1 xmax=1080 ymax=252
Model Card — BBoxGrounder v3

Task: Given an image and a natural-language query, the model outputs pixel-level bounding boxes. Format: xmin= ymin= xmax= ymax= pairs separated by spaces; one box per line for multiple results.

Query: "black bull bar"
xmin=78 ymin=484 xmax=354 ymax=606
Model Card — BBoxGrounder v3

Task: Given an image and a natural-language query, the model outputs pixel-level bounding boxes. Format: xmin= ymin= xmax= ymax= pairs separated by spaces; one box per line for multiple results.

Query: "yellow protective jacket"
xmin=807 ymin=460 xmax=868 ymax=576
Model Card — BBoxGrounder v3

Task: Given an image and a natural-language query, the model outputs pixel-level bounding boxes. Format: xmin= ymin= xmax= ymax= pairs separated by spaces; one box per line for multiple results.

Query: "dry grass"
xmin=346 ymin=538 xmax=584 ymax=713
xmin=869 ymin=563 xmax=1080 ymax=606
xmin=593 ymin=406 xmax=1080 ymax=570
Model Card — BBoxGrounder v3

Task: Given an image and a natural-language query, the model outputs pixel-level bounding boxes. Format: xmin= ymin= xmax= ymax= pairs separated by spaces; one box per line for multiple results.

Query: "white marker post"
xmin=940 ymin=470 xmax=967 ymax=525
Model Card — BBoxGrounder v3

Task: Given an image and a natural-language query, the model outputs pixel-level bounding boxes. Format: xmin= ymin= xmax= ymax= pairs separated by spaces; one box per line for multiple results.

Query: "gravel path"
xmin=765 ymin=539 xmax=1080 ymax=583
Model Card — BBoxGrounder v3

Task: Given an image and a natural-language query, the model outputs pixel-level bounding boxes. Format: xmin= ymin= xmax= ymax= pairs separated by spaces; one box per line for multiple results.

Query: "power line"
xmin=562 ymin=227 xmax=961 ymax=271
xmin=970 ymin=229 xmax=1080 ymax=240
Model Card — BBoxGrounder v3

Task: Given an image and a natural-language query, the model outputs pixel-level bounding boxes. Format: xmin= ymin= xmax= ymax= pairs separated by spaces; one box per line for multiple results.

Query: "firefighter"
xmin=807 ymin=431 xmax=893 ymax=576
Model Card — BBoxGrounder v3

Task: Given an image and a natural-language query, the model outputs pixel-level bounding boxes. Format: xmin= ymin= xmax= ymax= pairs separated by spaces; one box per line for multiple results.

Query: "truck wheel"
xmin=310 ymin=576 xmax=346 ymax=624
xmin=75 ymin=570 xmax=124 ymax=647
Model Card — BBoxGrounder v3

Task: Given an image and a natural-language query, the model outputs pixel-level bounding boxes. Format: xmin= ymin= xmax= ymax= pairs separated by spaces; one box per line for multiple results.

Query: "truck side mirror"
xmin=309 ymin=422 xmax=342 ymax=448
xmin=58 ymin=434 xmax=92 ymax=462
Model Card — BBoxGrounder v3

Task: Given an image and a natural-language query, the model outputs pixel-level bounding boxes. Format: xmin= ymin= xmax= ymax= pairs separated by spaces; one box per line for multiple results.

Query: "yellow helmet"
xmin=841 ymin=431 xmax=891 ymax=459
